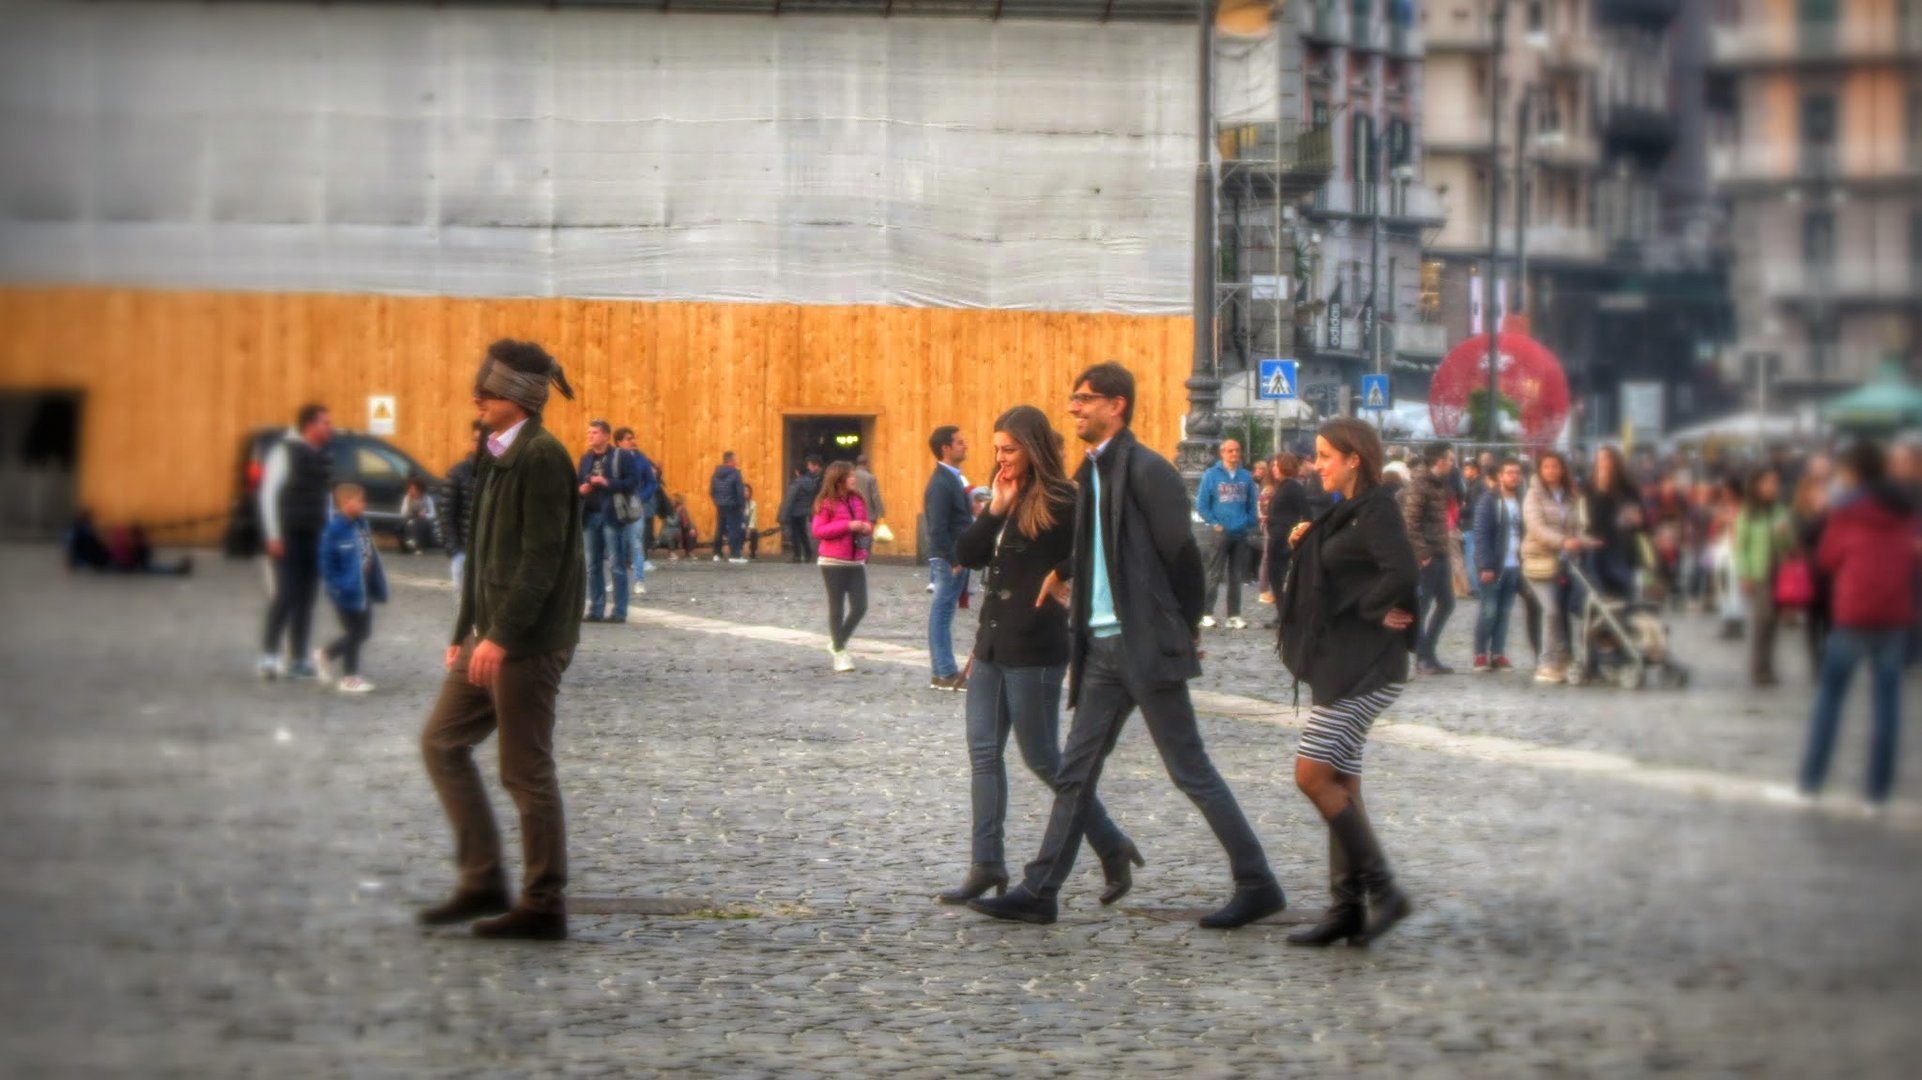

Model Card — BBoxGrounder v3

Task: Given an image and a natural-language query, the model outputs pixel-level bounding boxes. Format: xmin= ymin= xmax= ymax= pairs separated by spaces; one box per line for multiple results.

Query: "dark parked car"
xmin=223 ymin=427 xmax=440 ymax=557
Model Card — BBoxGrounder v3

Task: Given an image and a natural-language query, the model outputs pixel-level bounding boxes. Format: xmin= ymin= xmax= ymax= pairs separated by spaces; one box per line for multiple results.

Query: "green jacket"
xmin=1733 ymin=504 xmax=1792 ymax=585
xmin=453 ymin=419 xmax=585 ymax=657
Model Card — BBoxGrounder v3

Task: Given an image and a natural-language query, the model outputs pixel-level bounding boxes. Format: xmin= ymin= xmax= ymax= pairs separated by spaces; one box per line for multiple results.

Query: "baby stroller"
xmin=1563 ymin=559 xmax=1691 ymax=690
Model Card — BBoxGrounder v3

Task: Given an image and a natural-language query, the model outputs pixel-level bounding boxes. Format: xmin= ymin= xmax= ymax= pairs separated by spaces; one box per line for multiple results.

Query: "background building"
xmin=1708 ymin=0 xmax=1922 ymax=407
xmin=0 ymin=0 xmax=1203 ymax=540
xmin=1421 ymin=0 xmax=1731 ymax=441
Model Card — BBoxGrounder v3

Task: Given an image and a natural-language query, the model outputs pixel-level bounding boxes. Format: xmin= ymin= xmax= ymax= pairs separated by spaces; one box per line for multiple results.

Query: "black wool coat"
xmin=1058 ymin=428 xmax=1207 ymax=708
xmin=1277 ymin=484 xmax=1419 ymax=706
xmin=955 ymin=480 xmax=1076 ymax=669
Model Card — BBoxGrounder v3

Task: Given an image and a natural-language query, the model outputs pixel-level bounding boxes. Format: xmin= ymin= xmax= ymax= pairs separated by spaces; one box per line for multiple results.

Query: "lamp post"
xmin=1483 ymin=0 xmax=1508 ymax=447
xmin=1177 ymin=0 xmax=1224 ymax=485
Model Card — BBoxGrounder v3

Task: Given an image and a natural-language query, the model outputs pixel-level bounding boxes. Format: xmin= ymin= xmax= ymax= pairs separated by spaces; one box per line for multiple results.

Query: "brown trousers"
xmin=421 ymin=636 xmax=574 ymax=914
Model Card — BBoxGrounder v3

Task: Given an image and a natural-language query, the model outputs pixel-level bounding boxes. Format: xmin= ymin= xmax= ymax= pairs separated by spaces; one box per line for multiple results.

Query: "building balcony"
xmin=1389 ymin=320 xmax=1450 ymax=360
xmin=1426 ymin=118 xmax=1496 ymax=156
xmin=1597 ymin=0 xmax=1681 ymax=26
xmin=1389 ymin=20 xmax=1423 ymax=57
xmin=1426 ymin=13 xmax=1496 ymax=52
xmin=1304 ymin=2 xmax=1351 ymax=45
xmin=1305 ymin=182 xmax=1451 ymax=228
xmin=1596 ymin=98 xmax=1675 ymax=151
xmin=1525 ymin=224 xmax=1605 ymax=262
xmin=1745 ymin=341 xmax=1901 ymax=390
xmin=1531 ymin=128 xmax=1602 ymax=169
xmin=1710 ymin=19 xmax=1922 ymax=68
xmin=1297 ymin=309 xmax=1368 ymax=361
xmin=1351 ymin=13 xmax=1389 ymax=52
xmin=1755 ymin=262 xmax=1919 ymax=308
xmin=1710 ymin=143 xmax=1922 ymax=193
xmin=1541 ymin=32 xmax=1601 ymax=71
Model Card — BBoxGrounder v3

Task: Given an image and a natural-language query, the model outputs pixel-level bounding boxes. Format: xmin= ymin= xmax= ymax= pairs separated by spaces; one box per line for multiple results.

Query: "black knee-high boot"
xmin=1326 ymin=800 xmax=1413 ymax=946
xmin=1286 ymin=825 xmax=1360 ymax=946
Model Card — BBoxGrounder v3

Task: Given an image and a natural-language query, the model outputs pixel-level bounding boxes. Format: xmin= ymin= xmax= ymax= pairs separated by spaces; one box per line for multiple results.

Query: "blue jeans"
xmin=1416 ymin=558 xmax=1455 ymax=666
xmin=1474 ymin=566 xmax=1521 ymax=659
xmin=713 ymin=506 xmax=745 ymax=559
xmin=928 ymin=557 xmax=965 ymax=678
xmin=583 ymin=511 xmax=630 ymax=620
xmin=965 ymin=660 xmax=1128 ymax=867
xmin=1798 ymin=629 xmax=1908 ymax=803
xmin=1462 ymin=533 xmax=1481 ymax=597
xmin=623 ymin=519 xmax=646 ymax=585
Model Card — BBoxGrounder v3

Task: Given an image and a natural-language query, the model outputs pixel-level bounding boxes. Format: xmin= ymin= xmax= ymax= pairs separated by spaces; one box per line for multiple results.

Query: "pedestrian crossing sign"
xmin=1257 ymin=359 xmax=1298 ymax=401
xmin=1360 ymin=374 xmax=1390 ymax=411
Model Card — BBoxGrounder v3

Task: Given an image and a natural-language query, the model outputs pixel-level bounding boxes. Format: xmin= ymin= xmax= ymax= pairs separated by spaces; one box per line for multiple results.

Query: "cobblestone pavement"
xmin=2 ymin=548 xmax=1919 ymax=1077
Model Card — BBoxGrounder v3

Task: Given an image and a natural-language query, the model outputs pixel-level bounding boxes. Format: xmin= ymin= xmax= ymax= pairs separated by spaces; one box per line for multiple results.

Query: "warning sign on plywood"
xmin=368 ymin=395 xmax=396 ymax=436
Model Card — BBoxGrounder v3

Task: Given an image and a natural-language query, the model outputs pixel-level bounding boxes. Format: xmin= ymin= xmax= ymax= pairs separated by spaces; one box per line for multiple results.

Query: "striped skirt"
xmin=1295 ymin=684 xmax=1405 ymax=777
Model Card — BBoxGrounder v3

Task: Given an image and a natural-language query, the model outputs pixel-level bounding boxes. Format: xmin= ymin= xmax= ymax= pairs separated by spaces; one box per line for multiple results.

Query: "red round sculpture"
xmin=1428 ymin=316 xmax=1572 ymax=446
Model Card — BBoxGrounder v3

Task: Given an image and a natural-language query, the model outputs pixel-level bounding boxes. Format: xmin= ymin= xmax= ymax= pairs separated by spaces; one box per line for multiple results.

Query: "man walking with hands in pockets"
xmin=967 ymin=362 xmax=1286 ymax=930
xmin=417 ymin=339 xmax=586 ymax=942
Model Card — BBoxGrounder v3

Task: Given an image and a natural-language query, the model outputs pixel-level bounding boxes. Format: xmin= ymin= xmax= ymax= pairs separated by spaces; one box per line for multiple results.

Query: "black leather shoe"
xmin=1197 ymin=882 xmax=1286 ymax=930
xmin=583 ymin=613 xmax=604 ymax=623
xmin=1098 ymin=840 xmax=1146 ymax=906
xmin=472 ymin=907 xmax=568 ymax=941
xmin=938 ymin=863 xmax=1009 ymax=905
xmin=966 ymin=886 xmax=1057 ymax=925
xmin=416 ymin=888 xmax=512 ymax=926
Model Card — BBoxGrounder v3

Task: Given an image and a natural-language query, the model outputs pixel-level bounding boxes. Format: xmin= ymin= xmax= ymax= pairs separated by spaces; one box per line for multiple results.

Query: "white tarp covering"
xmin=0 ymin=1 xmax=1197 ymax=312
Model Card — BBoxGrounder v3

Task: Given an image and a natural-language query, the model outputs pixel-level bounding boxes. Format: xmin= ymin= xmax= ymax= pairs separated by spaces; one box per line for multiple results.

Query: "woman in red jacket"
xmin=1796 ymin=440 xmax=1919 ymax=810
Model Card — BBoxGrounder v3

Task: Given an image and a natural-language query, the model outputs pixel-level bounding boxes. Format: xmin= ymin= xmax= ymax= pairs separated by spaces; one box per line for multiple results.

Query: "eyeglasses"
xmin=1068 ymin=392 xmax=1113 ymax=406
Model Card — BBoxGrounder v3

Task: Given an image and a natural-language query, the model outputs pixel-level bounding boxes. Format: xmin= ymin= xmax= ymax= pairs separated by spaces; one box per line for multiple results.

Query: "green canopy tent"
xmin=1822 ymin=359 xmax=1922 ymax=433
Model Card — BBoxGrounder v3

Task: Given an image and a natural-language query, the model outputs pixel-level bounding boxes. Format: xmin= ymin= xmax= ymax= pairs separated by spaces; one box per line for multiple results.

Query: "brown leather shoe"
xmin=472 ymin=907 xmax=568 ymax=941
xmin=416 ymin=888 xmax=511 ymax=926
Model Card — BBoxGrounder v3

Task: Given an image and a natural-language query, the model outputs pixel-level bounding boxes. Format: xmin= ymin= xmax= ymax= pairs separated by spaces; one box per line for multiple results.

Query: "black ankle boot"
xmin=1286 ymin=827 xmax=1362 ymax=946
xmin=1098 ymin=840 xmax=1146 ymax=906
xmin=937 ymin=863 xmax=1009 ymax=905
xmin=1327 ymin=801 xmax=1413 ymax=946
xmin=1198 ymin=881 xmax=1286 ymax=930
xmin=966 ymin=885 xmax=1057 ymax=925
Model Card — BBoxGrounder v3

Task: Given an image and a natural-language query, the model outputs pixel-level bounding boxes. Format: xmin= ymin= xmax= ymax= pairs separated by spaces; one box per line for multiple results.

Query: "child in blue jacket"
xmin=316 ymin=483 xmax=389 ymax=694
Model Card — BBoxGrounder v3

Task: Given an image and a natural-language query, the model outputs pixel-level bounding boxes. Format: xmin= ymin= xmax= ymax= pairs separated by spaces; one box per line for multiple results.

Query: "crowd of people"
xmin=233 ymin=337 xmax=1916 ymax=942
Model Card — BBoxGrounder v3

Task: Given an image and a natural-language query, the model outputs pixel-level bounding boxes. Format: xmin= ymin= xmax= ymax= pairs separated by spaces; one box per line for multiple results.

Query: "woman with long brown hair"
xmin=1521 ymin=449 xmax=1591 ymax=683
xmin=937 ymin=405 xmax=1142 ymax=906
xmin=1277 ymin=418 xmax=1419 ymax=946
xmin=809 ymin=460 xmax=872 ymax=673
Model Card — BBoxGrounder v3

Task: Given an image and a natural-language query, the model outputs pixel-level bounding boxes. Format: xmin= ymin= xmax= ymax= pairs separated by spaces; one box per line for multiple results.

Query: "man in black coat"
xmin=923 ymin=426 xmax=972 ymax=691
xmin=968 ymin=362 xmax=1285 ymax=930
xmin=781 ymin=456 xmax=823 ymax=562
xmin=436 ymin=423 xmax=484 ymax=594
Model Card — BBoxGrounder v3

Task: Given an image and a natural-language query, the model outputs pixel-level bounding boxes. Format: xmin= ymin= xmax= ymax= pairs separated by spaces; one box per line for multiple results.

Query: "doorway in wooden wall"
xmin=783 ymin=415 xmax=873 ymax=482
xmin=0 ymin=391 xmax=82 ymax=540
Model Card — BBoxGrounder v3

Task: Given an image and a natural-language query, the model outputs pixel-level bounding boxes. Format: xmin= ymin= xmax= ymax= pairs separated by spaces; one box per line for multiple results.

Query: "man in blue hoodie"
xmin=1197 ymin=438 xmax=1259 ymax=630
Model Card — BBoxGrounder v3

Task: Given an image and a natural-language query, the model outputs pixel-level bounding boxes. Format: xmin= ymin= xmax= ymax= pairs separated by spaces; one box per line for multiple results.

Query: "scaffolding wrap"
xmin=0 ymin=2 xmax=1197 ymax=313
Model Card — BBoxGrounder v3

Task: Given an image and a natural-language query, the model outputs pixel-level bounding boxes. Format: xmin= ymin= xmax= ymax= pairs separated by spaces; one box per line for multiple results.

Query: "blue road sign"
xmin=1258 ymin=359 xmax=1298 ymax=401
xmin=1360 ymin=373 xmax=1391 ymax=411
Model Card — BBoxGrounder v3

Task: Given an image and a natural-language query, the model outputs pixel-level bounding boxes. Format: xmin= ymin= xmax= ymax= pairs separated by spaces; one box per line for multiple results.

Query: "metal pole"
xmin=1370 ymin=127 xmax=1383 ymax=376
xmin=1484 ymin=0 xmax=1507 ymax=448
xmin=1179 ymin=0 xmax=1222 ymax=482
xmin=1515 ymin=87 xmax=1530 ymax=322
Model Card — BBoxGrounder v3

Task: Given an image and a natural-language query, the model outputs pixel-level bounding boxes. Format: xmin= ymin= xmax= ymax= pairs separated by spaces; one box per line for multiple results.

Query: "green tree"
xmin=1463 ymin=388 xmax=1520 ymax=443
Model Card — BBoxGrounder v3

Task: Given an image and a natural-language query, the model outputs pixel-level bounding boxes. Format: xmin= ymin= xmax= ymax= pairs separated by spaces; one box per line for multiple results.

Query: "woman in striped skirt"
xmin=1276 ymin=418 xmax=1421 ymax=946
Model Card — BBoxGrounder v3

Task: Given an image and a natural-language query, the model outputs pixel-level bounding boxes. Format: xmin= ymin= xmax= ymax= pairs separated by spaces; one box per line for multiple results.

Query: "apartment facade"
xmin=1421 ymin=0 xmax=1728 ymax=437
xmin=1215 ymin=0 xmax=1443 ymax=417
xmin=1709 ymin=0 xmax=1922 ymax=401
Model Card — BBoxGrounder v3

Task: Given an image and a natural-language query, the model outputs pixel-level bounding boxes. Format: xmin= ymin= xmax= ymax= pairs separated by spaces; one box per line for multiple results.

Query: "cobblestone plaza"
xmin=2 ymin=551 xmax=1918 ymax=1076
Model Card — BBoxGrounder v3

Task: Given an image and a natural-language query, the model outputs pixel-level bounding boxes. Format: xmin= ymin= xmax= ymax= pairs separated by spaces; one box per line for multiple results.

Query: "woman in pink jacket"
xmin=811 ymin=461 xmax=872 ymax=673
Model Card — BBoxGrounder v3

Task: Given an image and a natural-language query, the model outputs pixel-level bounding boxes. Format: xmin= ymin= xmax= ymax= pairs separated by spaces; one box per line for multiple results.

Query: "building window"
xmin=1526 ymin=1 xmax=1544 ymax=34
